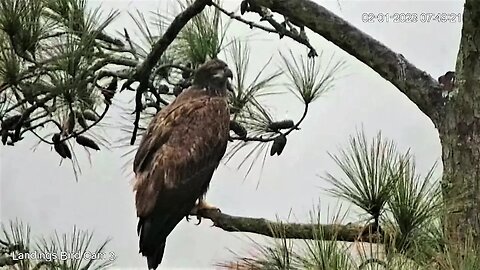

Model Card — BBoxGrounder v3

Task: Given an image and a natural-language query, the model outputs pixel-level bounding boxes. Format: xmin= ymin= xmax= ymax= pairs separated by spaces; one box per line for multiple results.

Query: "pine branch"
xmin=197 ymin=209 xmax=382 ymax=242
xmin=57 ymin=104 xmax=110 ymax=144
xmin=88 ymin=56 xmax=138 ymax=73
xmin=127 ymin=0 xmax=213 ymax=145
xmin=9 ymin=94 xmax=55 ymax=143
xmin=229 ymin=105 xmax=305 ymax=143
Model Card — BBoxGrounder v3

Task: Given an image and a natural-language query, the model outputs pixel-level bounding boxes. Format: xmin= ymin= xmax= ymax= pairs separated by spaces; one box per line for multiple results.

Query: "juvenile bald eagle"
xmin=133 ymin=59 xmax=232 ymax=269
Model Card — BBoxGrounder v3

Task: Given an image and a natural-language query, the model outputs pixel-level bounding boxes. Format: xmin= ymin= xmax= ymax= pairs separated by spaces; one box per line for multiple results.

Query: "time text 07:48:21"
xmin=362 ymin=13 xmax=462 ymax=23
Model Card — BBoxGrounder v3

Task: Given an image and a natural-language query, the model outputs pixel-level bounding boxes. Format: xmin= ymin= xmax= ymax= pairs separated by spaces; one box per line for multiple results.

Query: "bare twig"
xmin=211 ymin=2 xmax=277 ymax=33
xmin=124 ymin=28 xmax=139 ymax=60
xmin=20 ymin=119 xmax=61 ymax=137
xmin=247 ymin=2 xmax=318 ymax=57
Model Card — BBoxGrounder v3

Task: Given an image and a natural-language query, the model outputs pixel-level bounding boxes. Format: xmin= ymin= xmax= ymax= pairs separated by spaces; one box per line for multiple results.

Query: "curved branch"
xmin=197 ymin=209 xmax=382 ymax=242
xmin=284 ymin=103 xmax=307 ymax=137
xmin=29 ymin=130 xmax=52 ymax=145
xmin=128 ymin=0 xmax=212 ymax=145
xmin=59 ymin=104 xmax=110 ymax=143
xmin=20 ymin=119 xmax=62 ymax=138
xmin=230 ymin=104 xmax=307 ymax=142
xmin=249 ymin=0 xmax=444 ymax=123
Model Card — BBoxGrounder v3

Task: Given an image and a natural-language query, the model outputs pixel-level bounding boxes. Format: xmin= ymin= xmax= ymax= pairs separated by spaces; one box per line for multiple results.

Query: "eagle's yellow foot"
xmin=189 ymin=200 xmax=220 ymax=225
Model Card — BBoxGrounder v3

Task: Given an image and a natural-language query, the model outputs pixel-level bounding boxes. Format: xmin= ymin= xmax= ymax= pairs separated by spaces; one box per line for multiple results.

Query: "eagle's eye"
xmin=212 ymin=67 xmax=233 ymax=80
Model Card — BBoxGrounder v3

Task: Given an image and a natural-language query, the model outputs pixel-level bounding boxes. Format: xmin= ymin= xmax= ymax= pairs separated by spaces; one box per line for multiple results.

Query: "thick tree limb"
xmin=249 ymin=0 xmax=444 ymax=123
xmin=198 ymin=209 xmax=382 ymax=242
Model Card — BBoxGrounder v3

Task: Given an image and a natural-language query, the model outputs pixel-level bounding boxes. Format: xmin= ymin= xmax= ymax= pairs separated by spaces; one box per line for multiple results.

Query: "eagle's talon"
xmin=189 ymin=200 xmax=220 ymax=225
xmin=195 ymin=216 xmax=202 ymax=225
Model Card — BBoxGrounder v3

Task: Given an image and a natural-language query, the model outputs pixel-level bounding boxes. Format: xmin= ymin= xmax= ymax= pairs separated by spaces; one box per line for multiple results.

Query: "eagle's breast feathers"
xmin=133 ymin=88 xmax=230 ymax=217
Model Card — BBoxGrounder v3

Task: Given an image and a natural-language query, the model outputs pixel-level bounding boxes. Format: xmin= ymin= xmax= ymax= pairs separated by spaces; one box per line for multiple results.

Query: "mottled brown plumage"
xmin=133 ymin=59 xmax=232 ymax=269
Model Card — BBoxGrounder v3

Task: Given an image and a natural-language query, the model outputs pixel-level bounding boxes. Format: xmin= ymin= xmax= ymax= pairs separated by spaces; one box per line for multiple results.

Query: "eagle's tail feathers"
xmin=138 ymin=218 xmax=166 ymax=269
xmin=146 ymin=242 xmax=166 ymax=270
xmin=138 ymin=207 xmax=191 ymax=269
xmin=138 ymin=170 xmax=215 ymax=268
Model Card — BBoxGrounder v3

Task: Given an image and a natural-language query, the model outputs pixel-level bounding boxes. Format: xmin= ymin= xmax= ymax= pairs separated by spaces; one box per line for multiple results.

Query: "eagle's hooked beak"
xmin=225 ymin=67 xmax=234 ymax=92
xmin=227 ymin=81 xmax=234 ymax=92
xmin=224 ymin=67 xmax=233 ymax=79
xmin=223 ymin=67 xmax=233 ymax=93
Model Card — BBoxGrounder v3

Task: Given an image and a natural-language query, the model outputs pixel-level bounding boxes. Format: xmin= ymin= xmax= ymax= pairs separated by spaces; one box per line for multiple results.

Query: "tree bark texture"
xmin=438 ymin=0 xmax=480 ymax=242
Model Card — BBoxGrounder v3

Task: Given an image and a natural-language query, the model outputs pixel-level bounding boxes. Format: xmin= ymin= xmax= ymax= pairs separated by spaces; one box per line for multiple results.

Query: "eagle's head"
xmin=193 ymin=59 xmax=233 ymax=95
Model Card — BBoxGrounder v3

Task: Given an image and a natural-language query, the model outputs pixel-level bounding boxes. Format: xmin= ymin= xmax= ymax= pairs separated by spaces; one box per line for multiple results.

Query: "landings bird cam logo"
xmin=12 ymin=250 xmax=116 ymax=262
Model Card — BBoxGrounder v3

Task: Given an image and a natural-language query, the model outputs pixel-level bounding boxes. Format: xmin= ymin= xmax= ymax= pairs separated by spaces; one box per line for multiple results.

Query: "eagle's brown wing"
xmin=133 ymin=91 xmax=230 ymax=268
xmin=133 ymin=88 xmax=210 ymax=173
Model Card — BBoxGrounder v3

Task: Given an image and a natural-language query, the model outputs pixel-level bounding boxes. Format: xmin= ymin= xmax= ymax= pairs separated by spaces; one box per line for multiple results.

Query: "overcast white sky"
xmin=0 ymin=0 xmax=463 ymax=269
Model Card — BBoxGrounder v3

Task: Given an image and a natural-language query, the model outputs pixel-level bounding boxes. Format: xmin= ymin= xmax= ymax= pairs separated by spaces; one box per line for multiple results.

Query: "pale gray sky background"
xmin=0 ymin=0 xmax=463 ymax=269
